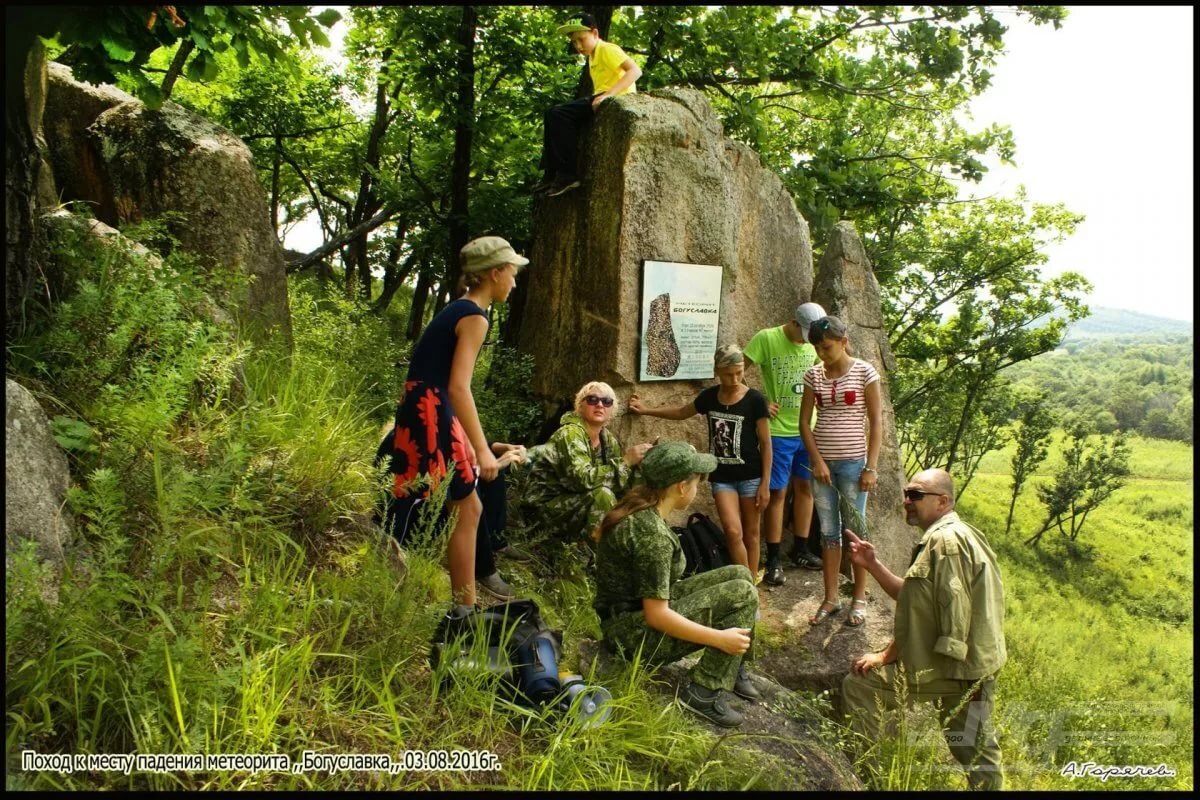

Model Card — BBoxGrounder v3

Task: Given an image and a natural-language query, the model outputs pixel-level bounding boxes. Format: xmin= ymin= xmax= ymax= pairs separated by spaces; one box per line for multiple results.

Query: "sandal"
xmin=809 ymin=600 xmax=843 ymax=625
xmin=845 ymin=598 xmax=868 ymax=627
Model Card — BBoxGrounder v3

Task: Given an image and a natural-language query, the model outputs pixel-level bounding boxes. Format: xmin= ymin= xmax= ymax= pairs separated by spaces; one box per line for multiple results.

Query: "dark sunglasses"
xmin=903 ymin=489 xmax=944 ymax=502
xmin=584 ymin=395 xmax=615 ymax=408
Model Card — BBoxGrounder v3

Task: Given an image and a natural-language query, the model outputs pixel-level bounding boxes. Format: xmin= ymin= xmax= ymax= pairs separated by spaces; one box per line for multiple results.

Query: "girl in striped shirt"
xmin=799 ymin=316 xmax=882 ymax=627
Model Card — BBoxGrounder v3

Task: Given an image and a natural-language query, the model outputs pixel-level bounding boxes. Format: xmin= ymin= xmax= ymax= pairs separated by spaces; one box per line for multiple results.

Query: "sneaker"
xmin=754 ymin=568 xmax=766 ymax=586
xmin=733 ymin=664 xmax=761 ymax=701
xmin=477 ymin=571 xmax=516 ymax=600
xmin=546 ymin=177 xmax=582 ymax=197
xmin=763 ymin=565 xmax=786 ymax=586
xmin=496 ymin=543 xmax=533 ymax=562
xmin=790 ymin=549 xmax=823 ymax=571
xmin=678 ymin=681 xmax=744 ymax=728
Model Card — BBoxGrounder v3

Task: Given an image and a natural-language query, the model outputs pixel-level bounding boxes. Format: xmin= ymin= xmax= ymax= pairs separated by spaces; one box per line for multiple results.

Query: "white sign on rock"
xmin=639 ymin=260 xmax=723 ymax=381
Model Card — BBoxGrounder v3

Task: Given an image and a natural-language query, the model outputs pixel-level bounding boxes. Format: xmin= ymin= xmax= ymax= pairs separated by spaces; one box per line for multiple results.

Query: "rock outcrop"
xmin=6 ymin=379 xmax=74 ymax=588
xmin=43 ymin=62 xmax=291 ymax=347
xmin=576 ymin=638 xmax=863 ymax=790
xmin=812 ymin=222 xmax=917 ymax=575
xmin=519 ymin=87 xmax=813 ymax=521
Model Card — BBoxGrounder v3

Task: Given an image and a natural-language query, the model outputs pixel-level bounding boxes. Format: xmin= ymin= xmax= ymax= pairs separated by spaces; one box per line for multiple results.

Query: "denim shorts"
xmin=711 ymin=477 xmax=762 ymax=498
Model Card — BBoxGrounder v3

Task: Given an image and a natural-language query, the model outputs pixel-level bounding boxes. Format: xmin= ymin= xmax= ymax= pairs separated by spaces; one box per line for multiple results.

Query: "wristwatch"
xmin=862 ymin=466 xmax=876 ymax=473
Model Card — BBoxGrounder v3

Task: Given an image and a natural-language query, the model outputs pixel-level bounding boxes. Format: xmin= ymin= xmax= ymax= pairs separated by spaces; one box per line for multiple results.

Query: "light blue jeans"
xmin=813 ymin=458 xmax=868 ymax=549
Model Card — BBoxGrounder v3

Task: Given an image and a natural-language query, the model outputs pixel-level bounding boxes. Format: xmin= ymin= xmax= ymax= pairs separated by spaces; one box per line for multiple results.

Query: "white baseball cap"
xmin=794 ymin=302 xmax=827 ymax=342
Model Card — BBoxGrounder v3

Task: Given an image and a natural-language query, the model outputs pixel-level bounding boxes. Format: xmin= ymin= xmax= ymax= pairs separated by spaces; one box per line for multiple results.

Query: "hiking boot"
xmin=477 ymin=571 xmax=516 ymax=601
xmin=496 ymin=543 xmax=533 ymax=562
xmin=678 ymin=681 xmax=744 ymax=728
xmin=546 ymin=177 xmax=582 ymax=197
xmin=763 ymin=564 xmax=786 ymax=586
xmin=790 ymin=548 xmax=822 ymax=571
xmin=733 ymin=664 xmax=761 ymax=701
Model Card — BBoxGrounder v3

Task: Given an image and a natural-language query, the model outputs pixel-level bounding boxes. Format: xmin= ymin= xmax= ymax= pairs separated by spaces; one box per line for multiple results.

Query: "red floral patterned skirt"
xmin=388 ymin=380 xmax=479 ymax=502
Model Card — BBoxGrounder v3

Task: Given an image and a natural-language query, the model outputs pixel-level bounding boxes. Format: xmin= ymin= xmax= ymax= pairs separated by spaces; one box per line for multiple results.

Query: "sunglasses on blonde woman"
xmin=584 ymin=395 xmax=615 ymax=407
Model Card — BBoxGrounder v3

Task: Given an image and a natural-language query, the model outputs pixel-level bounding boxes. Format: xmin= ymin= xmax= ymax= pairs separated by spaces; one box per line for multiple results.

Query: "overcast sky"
xmin=290 ymin=6 xmax=1194 ymax=322
xmin=964 ymin=5 xmax=1194 ymax=322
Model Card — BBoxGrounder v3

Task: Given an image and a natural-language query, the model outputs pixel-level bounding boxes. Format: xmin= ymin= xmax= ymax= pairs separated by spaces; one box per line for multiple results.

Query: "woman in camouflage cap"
xmin=593 ymin=441 xmax=760 ymax=728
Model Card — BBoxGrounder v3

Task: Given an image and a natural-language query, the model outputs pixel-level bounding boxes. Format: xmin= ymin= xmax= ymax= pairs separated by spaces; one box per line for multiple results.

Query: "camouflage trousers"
xmin=524 ymin=484 xmax=618 ymax=542
xmin=602 ymin=564 xmax=758 ymax=691
xmin=841 ymin=666 xmax=1003 ymax=790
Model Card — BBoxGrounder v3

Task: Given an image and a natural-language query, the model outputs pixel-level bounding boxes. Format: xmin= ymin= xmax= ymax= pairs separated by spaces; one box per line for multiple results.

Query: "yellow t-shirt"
xmin=589 ymin=40 xmax=636 ymax=96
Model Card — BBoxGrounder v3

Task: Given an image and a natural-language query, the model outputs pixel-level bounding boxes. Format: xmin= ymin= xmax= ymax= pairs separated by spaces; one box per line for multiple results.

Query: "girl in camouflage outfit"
xmin=593 ymin=441 xmax=760 ymax=728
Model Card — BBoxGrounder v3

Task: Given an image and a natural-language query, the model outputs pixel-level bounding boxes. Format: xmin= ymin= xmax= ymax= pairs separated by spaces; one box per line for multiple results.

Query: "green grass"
xmin=957 ymin=434 xmax=1193 ymax=790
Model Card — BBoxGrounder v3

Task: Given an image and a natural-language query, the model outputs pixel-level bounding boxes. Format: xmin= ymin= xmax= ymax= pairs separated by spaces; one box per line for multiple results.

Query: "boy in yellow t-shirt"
xmin=537 ymin=13 xmax=642 ymax=197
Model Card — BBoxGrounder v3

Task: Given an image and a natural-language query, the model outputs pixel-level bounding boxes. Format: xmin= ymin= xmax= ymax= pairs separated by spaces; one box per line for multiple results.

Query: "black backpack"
xmin=672 ymin=513 xmax=733 ymax=577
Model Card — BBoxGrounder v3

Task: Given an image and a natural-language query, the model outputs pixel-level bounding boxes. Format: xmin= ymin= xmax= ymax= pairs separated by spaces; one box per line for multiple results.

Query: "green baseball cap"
xmin=556 ymin=13 xmax=597 ymax=36
xmin=641 ymin=441 xmax=717 ymax=489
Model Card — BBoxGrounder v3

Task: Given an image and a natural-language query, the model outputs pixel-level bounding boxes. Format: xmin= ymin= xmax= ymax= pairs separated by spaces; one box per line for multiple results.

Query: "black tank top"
xmin=405 ymin=298 xmax=489 ymax=387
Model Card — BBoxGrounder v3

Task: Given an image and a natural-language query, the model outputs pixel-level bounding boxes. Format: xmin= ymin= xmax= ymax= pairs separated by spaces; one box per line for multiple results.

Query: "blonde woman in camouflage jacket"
xmin=518 ymin=381 xmax=653 ymax=543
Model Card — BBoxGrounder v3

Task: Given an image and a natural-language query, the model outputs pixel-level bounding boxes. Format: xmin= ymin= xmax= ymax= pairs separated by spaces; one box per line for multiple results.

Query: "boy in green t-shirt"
xmin=742 ymin=302 xmax=826 ymax=584
xmin=536 ymin=13 xmax=641 ymax=197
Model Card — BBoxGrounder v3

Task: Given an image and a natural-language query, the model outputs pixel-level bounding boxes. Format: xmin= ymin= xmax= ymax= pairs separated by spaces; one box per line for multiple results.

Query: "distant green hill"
xmin=1063 ymin=306 xmax=1193 ymax=340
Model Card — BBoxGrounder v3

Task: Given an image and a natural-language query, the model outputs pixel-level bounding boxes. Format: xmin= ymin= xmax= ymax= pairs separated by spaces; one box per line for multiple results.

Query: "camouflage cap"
xmin=641 ymin=441 xmax=717 ymax=489
xmin=714 ymin=343 xmax=744 ymax=369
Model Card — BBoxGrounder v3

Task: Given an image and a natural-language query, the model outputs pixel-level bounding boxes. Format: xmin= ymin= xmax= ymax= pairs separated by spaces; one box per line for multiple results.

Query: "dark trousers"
xmin=384 ymin=469 xmax=508 ymax=579
xmin=474 ymin=468 xmax=510 ymax=577
xmin=541 ymin=96 xmax=595 ymax=181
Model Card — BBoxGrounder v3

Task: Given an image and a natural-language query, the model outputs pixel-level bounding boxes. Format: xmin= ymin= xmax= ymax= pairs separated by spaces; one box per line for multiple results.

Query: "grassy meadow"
xmin=956 ymin=433 xmax=1193 ymax=790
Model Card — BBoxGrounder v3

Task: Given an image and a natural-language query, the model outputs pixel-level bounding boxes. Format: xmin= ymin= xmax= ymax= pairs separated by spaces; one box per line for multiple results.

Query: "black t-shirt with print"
xmin=693 ymin=386 xmax=770 ymax=483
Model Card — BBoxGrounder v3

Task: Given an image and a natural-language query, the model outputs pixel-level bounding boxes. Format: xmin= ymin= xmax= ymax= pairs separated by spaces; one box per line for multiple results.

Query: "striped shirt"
xmin=803 ymin=358 xmax=880 ymax=460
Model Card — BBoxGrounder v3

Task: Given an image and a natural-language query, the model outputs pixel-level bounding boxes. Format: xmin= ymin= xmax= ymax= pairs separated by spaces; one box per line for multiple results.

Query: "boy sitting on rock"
xmin=536 ymin=13 xmax=642 ymax=197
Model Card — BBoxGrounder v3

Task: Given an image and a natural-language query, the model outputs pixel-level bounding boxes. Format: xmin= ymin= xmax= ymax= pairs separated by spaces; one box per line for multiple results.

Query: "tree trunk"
xmin=5 ymin=14 xmax=43 ymax=341
xmin=345 ymin=51 xmax=394 ymax=299
xmin=270 ymin=136 xmax=282 ymax=236
xmin=1004 ymin=489 xmax=1019 ymax=535
xmin=357 ymin=231 xmax=372 ymax=300
xmin=286 ymin=205 xmax=396 ymax=273
xmin=446 ymin=5 xmax=477 ymax=299
xmin=406 ymin=267 xmax=433 ymax=341
xmin=944 ymin=375 xmax=984 ymax=474
xmin=160 ymin=38 xmax=195 ymax=103
xmin=373 ymin=235 xmax=417 ymax=315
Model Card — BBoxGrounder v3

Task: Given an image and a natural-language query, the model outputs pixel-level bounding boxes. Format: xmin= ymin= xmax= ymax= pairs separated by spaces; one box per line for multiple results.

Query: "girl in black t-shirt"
xmin=628 ymin=344 xmax=772 ymax=574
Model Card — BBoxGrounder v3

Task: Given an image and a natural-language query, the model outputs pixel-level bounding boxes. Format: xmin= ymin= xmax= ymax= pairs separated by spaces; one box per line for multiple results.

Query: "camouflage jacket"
xmin=593 ymin=507 xmax=685 ymax=618
xmin=522 ymin=411 xmax=633 ymax=501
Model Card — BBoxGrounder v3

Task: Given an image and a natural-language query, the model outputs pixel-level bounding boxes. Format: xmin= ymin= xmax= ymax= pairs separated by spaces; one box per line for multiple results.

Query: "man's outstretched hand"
xmin=845 ymin=529 xmax=877 ymax=570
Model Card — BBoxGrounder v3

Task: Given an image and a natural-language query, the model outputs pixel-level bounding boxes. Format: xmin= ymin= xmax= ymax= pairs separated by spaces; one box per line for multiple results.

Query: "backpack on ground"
xmin=672 ymin=513 xmax=732 ymax=577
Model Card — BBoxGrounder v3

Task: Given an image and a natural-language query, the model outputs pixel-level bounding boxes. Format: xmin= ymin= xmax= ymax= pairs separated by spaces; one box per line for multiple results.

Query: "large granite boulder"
xmin=519 ymin=88 xmax=813 ymax=521
xmin=6 ymin=379 xmax=74 ymax=580
xmin=811 ymin=222 xmax=917 ymax=578
xmin=43 ymin=62 xmax=291 ymax=348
